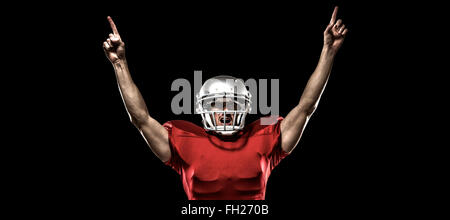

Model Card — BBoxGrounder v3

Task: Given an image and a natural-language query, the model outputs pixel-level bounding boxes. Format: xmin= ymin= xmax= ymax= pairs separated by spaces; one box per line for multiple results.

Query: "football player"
xmin=103 ymin=6 xmax=348 ymax=200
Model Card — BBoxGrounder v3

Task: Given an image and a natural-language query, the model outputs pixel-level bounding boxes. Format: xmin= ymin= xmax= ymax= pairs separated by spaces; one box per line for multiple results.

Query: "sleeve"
xmin=268 ymin=117 xmax=290 ymax=170
xmin=162 ymin=121 xmax=183 ymax=175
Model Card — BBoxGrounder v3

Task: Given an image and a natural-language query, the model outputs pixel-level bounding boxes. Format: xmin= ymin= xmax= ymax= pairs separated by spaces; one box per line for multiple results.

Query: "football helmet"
xmin=196 ymin=75 xmax=252 ymax=135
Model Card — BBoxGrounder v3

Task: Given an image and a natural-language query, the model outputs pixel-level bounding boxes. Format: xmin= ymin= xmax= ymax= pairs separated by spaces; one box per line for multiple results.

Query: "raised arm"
xmin=103 ymin=16 xmax=170 ymax=162
xmin=280 ymin=7 xmax=348 ymax=154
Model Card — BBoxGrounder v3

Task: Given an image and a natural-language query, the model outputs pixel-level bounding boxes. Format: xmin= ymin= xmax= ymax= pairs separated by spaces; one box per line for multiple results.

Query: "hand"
xmin=323 ymin=6 xmax=348 ymax=53
xmin=103 ymin=16 xmax=126 ymax=63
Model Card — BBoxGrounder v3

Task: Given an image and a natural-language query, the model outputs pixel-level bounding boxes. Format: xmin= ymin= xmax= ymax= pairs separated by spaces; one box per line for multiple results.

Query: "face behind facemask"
xmin=196 ymin=76 xmax=252 ymax=135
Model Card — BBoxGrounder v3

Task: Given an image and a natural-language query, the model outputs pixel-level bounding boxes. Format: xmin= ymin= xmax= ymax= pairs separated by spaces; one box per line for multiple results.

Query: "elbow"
xmin=298 ymin=103 xmax=317 ymax=116
xmin=304 ymin=105 xmax=317 ymax=116
xmin=130 ymin=117 xmax=140 ymax=127
xmin=159 ymin=149 xmax=171 ymax=163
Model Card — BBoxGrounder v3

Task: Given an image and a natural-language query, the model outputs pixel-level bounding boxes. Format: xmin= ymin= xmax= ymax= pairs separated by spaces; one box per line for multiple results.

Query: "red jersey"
xmin=163 ymin=117 xmax=289 ymax=200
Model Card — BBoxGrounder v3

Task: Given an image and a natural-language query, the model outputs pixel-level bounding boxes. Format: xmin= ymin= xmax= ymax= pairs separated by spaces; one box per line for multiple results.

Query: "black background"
xmin=7 ymin=1 xmax=432 ymax=218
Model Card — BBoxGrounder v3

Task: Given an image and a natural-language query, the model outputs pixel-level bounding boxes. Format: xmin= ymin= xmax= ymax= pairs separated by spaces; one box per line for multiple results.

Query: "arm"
xmin=280 ymin=6 xmax=348 ymax=154
xmin=103 ymin=16 xmax=171 ymax=162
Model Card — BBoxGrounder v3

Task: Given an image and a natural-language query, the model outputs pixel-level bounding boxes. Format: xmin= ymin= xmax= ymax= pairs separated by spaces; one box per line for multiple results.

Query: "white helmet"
xmin=196 ymin=75 xmax=252 ymax=135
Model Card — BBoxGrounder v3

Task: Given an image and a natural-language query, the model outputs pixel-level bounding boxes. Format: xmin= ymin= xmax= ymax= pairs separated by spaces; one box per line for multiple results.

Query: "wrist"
xmin=112 ymin=58 xmax=127 ymax=66
xmin=321 ymin=45 xmax=337 ymax=57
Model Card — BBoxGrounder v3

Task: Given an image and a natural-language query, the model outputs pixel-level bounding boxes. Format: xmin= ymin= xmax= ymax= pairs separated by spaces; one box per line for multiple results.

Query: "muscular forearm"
xmin=113 ymin=59 xmax=150 ymax=124
xmin=297 ymin=46 xmax=336 ymax=115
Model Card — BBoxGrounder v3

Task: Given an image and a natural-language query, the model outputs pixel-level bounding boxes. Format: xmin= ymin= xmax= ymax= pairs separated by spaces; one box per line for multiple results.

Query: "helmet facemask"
xmin=196 ymin=76 xmax=252 ymax=135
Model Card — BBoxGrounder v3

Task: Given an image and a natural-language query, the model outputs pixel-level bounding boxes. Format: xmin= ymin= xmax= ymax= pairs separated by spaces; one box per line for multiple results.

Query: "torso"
xmin=164 ymin=117 xmax=287 ymax=200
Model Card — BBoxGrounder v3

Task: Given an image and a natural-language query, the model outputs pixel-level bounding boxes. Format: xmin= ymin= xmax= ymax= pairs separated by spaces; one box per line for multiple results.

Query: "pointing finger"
xmin=330 ymin=6 xmax=338 ymax=24
xmin=107 ymin=16 xmax=121 ymax=37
